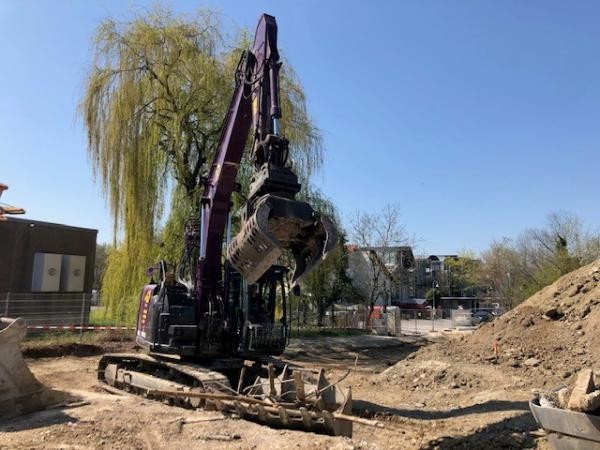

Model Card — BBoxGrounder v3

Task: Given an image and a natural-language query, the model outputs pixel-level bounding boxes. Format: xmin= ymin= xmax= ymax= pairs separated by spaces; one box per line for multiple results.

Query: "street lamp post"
xmin=506 ymin=272 xmax=512 ymax=309
xmin=431 ymin=280 xmax=439 ymax=331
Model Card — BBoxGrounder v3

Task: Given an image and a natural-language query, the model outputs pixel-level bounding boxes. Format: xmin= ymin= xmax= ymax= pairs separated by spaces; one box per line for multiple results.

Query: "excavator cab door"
xmin=239 ymin=265 xmax=288 ymax=357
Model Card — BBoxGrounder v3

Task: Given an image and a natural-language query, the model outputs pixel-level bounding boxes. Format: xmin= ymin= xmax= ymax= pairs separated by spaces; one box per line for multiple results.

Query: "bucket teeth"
xmin=227 ymin=194 xmax=337 ymax=284
xmin=245 ymin=366 xmax=353 ymax=436
xmin=227 ymin=365 xmax=352 ymax=435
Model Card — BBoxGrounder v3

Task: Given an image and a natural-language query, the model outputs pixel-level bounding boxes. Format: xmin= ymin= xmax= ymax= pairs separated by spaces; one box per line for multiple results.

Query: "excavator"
xmin=94 ymin=14 xmax=354 ymax=436
xmin=0 ymin=14 xmax=352 ymax=435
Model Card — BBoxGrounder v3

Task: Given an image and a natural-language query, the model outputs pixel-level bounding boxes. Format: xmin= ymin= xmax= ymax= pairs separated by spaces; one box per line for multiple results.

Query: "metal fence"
xmin=289 ymin=305 xmax=499 ymax=335
xmin=1 ymin=292 xmax=92 ymax=327
xmin=0 ymin=292 xmax=134 ymax=333
xmin=0 ymin=292 xmax=500 ymax=337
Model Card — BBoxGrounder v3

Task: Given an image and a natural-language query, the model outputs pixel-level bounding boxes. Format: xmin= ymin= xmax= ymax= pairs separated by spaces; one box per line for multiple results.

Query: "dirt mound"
xmin=22 ymin=340 xmax=138 ymax=359
xmin=22 ymin=343 xmax=106 ymax=358
xmin=428 ymin=260 xmax=600 ymax=384
xmin=375 ymin=357 xmax=522 ymax=392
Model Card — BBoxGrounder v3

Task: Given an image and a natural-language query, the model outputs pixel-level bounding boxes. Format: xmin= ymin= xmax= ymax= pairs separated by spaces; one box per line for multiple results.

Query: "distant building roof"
xmin=414 ymin=254 xmax=458 ymax=261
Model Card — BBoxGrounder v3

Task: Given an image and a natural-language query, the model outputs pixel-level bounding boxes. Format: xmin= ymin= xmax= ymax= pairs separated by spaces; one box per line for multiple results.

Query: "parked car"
xmin=472 ymin=310 xmax=494 ymax=322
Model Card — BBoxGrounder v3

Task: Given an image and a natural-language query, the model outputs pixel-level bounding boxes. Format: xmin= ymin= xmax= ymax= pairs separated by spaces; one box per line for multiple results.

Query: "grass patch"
xmin=89 ymin=307 xmax=134 ymax=327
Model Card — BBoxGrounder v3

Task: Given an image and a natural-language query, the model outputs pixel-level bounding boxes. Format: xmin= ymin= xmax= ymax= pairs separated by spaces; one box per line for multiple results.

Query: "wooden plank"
xmin=268 ymin=363 xmax=276 ymax=397
xmin=293 ymin=370 xmax=305 ymax=402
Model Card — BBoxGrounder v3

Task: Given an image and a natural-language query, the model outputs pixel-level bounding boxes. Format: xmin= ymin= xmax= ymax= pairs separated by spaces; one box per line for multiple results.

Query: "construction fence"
xmin=0 ymin=292 xmax=132 ymax=333
xmin=288 ymin=305 xmax=494 ymax=335
xmin=0 ymin=292 xmax=499 ymax=338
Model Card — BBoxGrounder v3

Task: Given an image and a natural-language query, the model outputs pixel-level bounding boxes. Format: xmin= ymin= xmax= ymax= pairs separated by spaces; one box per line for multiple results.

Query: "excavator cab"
xmin=135 ymin=261 xmax=198 ymax=356
xmin=136 ymin=260 xmax=290 ymax=359
xmin=239 ymin=265 xmax=289 ymax=357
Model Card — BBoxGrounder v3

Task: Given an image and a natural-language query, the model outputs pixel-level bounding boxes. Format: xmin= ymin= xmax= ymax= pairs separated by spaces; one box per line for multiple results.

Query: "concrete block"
xmin=568 ymin=369 xmax=600 ymax=411
xmin=568 ymin=390 xmax=600 ymax=412
xmin=573 ymin=369 xmax=595 ymax=394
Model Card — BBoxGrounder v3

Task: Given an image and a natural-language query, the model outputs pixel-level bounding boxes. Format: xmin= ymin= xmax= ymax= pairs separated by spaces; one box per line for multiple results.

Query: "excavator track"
xmin=97 ymin=354 xmax=352 ymax=436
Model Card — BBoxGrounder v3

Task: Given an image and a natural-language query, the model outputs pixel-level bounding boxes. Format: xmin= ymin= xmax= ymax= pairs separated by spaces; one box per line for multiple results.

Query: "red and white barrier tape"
xmin=27 ymin=325 xmax=135 ymax=331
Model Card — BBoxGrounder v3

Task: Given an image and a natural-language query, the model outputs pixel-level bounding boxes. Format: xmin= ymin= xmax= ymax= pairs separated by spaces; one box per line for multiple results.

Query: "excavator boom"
xmin=195 ymin=14 xmax=336 ymax=294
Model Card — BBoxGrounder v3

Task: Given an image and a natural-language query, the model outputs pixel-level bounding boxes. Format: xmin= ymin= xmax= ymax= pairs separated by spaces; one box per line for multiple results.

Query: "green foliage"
xmin=298 ymin=191 xmax=359 ymax=324
xmin=300 ymin=235 xmax=361 ymax=322
xmin=100 ymin=242 xmax=155 ymax=323
xmin=82 ymin=6 xmax=325 ymax=321
xmin=443 ymin=251 xmax=481 ymax=296
xmin=157 ymin=184 xmax=195 ymax=264
xmin=480 ymin=211 xmax=600 ymax=308
xmin=424 ymin=287 xmax=442 ymax=305
xmin=93 ymin=243 xmax=109 ymax=291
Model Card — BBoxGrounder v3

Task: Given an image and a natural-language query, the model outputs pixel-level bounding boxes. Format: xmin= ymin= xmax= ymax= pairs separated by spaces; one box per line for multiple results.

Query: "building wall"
xmin=346 ymin=247 xmax=414 ymax=305
xmin=0 ymin=218 xmax=97 ymax=293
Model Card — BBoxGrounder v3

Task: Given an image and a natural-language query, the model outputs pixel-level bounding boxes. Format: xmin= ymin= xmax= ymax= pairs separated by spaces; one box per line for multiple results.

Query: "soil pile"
xmin=418 ymin=260 xmax=600 ymax=385
xmin=472 ymin=260 xmax=600 ymax=374
xmin=376 ymin=358 xmax=520 ymax=391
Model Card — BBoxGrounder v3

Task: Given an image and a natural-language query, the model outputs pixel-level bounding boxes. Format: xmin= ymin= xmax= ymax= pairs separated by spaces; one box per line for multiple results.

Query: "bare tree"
xmin=349 ymin=204 xmax=410 ymax=307
xmin=479 ymin=239 xmax=521 ymax=309
xmin=480 ymin=211 xmax=600 ymax=307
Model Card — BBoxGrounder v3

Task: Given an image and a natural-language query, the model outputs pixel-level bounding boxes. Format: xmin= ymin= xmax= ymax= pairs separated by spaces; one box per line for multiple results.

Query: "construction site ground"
xmin=0 ymin=333 xmax=551 ymax=450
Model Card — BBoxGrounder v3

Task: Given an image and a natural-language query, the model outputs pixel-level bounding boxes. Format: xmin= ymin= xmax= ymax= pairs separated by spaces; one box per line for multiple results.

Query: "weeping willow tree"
xmin=81 ymin=7 xmax=324 ymax=322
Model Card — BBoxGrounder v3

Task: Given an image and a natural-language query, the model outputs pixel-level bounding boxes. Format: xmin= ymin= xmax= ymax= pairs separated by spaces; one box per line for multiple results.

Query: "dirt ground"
xmin=0 ymin=333 xmax=552 ymax=450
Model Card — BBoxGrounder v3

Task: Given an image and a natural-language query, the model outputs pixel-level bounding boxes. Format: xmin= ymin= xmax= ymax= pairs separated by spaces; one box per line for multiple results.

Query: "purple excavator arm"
xmin=195 ymin=14 xmax=336 ymax=307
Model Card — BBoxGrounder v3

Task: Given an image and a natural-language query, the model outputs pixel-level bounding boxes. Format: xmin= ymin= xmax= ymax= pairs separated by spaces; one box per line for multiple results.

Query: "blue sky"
xmin=1 ymin=1 xmax=599 ymax=254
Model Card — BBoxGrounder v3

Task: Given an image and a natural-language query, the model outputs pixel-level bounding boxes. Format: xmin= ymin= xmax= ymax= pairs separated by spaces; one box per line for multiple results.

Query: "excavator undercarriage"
xmin=98 ymin=354 xmax=352 ymax=436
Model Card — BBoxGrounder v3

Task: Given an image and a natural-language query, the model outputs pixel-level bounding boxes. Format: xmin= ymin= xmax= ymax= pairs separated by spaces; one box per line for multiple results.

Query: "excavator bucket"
xmin=0 ymin=317 xmax=57 ymax=419
xmin=228 ymin=194 xmax=337 ymax=285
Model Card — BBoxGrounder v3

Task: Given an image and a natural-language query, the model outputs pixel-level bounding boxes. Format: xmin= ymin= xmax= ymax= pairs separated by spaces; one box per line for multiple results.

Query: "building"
xmin=346 ymin=245 xmax=415 ymax=305
xmin=410 ymin=254 xmax=487 ymax=308
xmin=411 ymin=254 xmax=458 ymax=298
xmin=0 ymin=217 xmax=97 ymax=325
